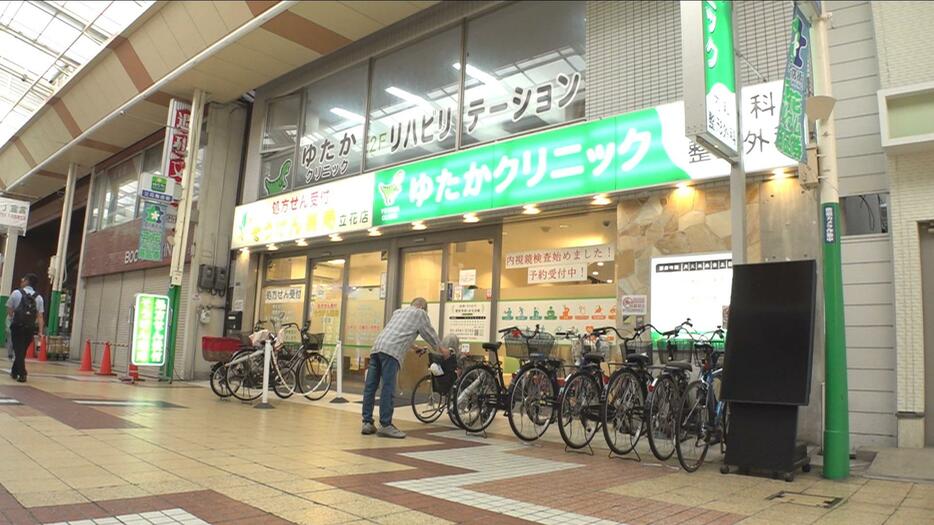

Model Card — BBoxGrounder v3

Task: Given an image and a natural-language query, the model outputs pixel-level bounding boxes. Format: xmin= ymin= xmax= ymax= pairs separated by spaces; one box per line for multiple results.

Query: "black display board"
xmin=721 ymin=260 xmax=817 ymax=406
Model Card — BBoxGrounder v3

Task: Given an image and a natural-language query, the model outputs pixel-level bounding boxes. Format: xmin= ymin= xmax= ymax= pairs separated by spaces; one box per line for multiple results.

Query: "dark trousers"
xmin=10 ymin=325 xmax=34 ymax=379
xmin=361 ymin=352 xmax=400 ymax=427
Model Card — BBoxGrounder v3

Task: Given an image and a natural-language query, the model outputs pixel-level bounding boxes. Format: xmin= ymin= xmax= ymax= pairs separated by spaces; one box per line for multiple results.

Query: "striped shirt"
xmin=372 ymin=306 xmax=441 ymax=364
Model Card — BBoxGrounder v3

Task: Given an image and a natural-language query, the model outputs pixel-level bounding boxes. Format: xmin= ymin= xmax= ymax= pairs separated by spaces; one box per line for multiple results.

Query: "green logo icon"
xmin=377 ymin=170 xmax=405 ymax=206
xmin=151 ymin=176 xmax=167 ymax=193
xmin=264 ymin=158 xmax=291 ymax=196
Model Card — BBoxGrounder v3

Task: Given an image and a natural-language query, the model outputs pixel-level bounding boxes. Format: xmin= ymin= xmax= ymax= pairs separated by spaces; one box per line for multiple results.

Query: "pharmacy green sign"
xmin=374 ymin=106 xmax=695 ymax=225
xmin=131 ymin=293 xmax=170 ymax=366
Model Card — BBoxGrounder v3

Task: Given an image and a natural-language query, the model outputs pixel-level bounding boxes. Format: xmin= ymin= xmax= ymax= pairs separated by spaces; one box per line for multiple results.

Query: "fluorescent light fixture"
xmin=592 ymin=194 xmax=612 ymax=206
xmin=330 ymin=107 xmax=365 ymax=123
xmin=329 ymin=233 xmax=342 ymax=242
xmin=592 ymin=271 xmax=599 ymax=276
xmin=463 ymin=213 xmax=480 ymax=223
xmin=522 ymin=205 xmax=541 ymax=215
xmin=558 ymin=224 xmax=570 ymax=229
xmin=368 ymin=227 xmax=382 ymax=237
xmin=412 ymin=221 xmax=427 ymax=231
xmin=295 ymin=239 xmax=308 ymax=247
xmin=386 ymin=87 xmax=433 ymax=110
xmin=266 ymin=243 xmax=278 ymax=251
xmin=327 ymin=259 xmax=346 ymax=265
xmin=597 ymin=261 xmax=604 ymax=267
xmin=452 ymin=63 xmax=505 ymax=94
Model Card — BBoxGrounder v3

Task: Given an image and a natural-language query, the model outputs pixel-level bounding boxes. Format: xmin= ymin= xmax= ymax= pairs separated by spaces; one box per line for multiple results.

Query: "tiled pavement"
xmin=1 ymin=358 xmax=933 ymax=525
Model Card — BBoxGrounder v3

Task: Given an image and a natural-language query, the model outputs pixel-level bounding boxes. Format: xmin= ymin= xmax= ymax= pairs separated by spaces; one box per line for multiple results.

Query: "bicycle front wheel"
xmin=297 ymin=353 xmax=331 ymax=401
xmin=557 ymin=371 xmax=602 ymax=449
xmin=454 ymin=365 xmax=498 ymax=432
xmin=210 ymin=362 xmax=232 ymax=398
xmin=675 ymin=380 xmax=709 ymax=472
xmin=508 ymin=365 xmax=557 ymax=442
xmin=411 ymin=374 xmax=444 ymax=423
xmin=602 ymin=368 xmax=645 ymax=455
xmin=645 ymin=375 xmax=678 ymax=461
xmin=226 ymin=350 xmax=263 ymax=401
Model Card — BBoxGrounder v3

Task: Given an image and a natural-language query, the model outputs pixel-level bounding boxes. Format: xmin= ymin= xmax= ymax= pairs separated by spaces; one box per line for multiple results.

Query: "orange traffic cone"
xmin=37 ymin=336 xmax=48 ymax=362
xmin=96 ymin=342 xmax=115 ymax=376
xmin=79 ymin=339 xmax=93 ymax=372
xmin=25 ymin=338 xmax=36 ymax=359
xmin=127 ymin=362 xmax=142 ymax=383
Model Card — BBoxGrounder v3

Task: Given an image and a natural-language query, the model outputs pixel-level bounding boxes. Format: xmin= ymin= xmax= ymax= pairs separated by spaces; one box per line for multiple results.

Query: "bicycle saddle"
xmin=664 ymin=361 xmax=693 ymax=371
xmin=482 ymin=342 xmax=501 ymax=352
xmin=582 ymin=353 xmax=604 ymax=365
xmin=625 ymin=354 xmax=650 ymax=366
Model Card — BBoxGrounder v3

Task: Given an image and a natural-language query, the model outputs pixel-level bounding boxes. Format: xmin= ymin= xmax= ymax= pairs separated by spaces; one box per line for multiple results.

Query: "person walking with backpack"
xmin=7 ymin=273 xmax=44 ymax=383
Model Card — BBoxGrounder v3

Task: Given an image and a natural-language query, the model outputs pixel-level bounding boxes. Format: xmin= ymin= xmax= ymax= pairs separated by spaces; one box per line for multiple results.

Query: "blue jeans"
xmin=362 ymin=352 xmax=400 ymax=427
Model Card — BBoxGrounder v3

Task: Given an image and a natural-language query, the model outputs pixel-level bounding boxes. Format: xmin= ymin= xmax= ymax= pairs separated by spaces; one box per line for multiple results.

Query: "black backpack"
xmin=12 ymin=288 xmax=38 ymax=329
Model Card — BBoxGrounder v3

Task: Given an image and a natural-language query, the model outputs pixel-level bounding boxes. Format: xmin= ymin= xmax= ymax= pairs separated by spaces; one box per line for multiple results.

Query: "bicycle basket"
xmin=200 ymin=337 xmax=242 ymax=362
xmin=429 ymin=353 xmax=459 ymax=395
xmin=504 ymin=330 xmax=556 ymax=359
xmin=656 ymin=338 xmax=695 ymax=364
xmin=622 ymin=338 xmax=654 ymax=365
xmin=303 ymin=332 xmax=325 ymax=352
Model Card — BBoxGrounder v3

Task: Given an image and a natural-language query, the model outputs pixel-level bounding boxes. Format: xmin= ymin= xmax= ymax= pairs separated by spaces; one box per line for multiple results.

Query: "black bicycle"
xmin=453 ymin=326 xmax=560 ymax=440
xmin=555 ymin=327 xmax=614 ymax=449
xmin=644 ymin=319 xmax=697 ymax=461
xmin=675 ymin=327 xmax=729 ymax=472
xmin=410 ymin=347 xmax=476 ymax=427
xmin=600 ymin=324 xmax=659 ymax=455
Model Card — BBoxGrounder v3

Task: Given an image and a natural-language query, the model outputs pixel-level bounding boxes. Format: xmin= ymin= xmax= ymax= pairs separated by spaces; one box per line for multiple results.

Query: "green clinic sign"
xmin=682 ymin=0 xmax=739 ymax=159
xmin=132 ymin=293 xmax=170 ymax=366
xmin=374 ymin=106 xmax=692 ymax=225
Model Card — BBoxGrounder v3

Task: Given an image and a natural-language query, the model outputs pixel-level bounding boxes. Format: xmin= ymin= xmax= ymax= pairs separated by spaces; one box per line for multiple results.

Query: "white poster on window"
xmin=505 ymin=244 xmax=614 ymax=269
xmin=444 ymin=302 xmax=491 ymax=342
xmin=459 ymin=269 xmax=477 ymax=286
xmin=496 ymin=298 xmax=616 ymax=336
xmin=650 ymin=252 xmax=732 ymax=333
xmin=263 ymin=285 xmax=304 ymax=304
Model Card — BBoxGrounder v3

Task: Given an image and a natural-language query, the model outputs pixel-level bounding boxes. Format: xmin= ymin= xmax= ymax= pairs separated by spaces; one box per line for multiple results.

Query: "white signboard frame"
xmin=650 ymin=252 xmax=733 ymax=333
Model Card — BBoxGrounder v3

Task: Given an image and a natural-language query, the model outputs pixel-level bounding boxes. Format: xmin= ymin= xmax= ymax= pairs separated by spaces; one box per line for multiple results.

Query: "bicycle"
xmin=601 ymin=324 xmax=660 ymax=456
xmin=410 ymin=346 xmax=471 ymax=425
xmin=555 ymin=328 xmax=613 ymax=450
xmin=643 ymin=319 xmax=697 ymax=461
xmin=453 ymin=326 xmax=561 ymax=441
xmin=675 ymin=326 xmax=729 ymax=472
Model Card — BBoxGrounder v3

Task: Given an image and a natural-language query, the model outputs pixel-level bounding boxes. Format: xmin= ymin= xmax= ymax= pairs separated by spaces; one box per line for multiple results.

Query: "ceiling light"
xmin=329 ymin=234 xmax=342 ymax=242
xmin=266 ymin=243 xmax=278 ymax=251
xmin=463 ymin=213 xmax=480 ymax=223
xmin=330 ymin=107 xmax=365 ymax=123
xmin=522 ymin=205 xmax=540 ymax=215
xmin=295 ymin=239 xmax=308 ymax=247
xmin=412 ymin=221 xmax=427 ymax=230
xmin=592 ymin=271 xmax=599 ymax=276
xmin=676 ymin=182 xmax=690 ymax=189
xmin=239 ymin=247 xmax=250 ymax=255
xmin=452 ymin=63 xmax=505 ymax=94
xmin=386 ymin=87 xmax=433 ymax=110
xmin=591 ymin=194 xmax=612 ymax=206
xmin=772 ymin=168 xmax=791 ymax=180
xmin=327 ymin=258 xmax=345 ymax=265
xmin=368 ymin=227 xmax=382 ymax=237
xmin=607 ymin=279 xmax=613 ymax=284
xmin=558 ymin=224 xmax=569 ymax=229
xmin=597 ymin=261 xmax=604 ymax=267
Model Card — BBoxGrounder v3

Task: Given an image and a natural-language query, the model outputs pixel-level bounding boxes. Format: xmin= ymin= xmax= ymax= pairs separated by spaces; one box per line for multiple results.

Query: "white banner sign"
xmin=506 ymin=244 xmax=614 ymax=269
xmin=650 ymin=252 xmax=732 ymax=333
xmin=527 ymin=263 xmax=588 ymax=284
xmin=263 ymin=285 xmax=304 ymax=304
xmin=0 ymin=197 xmax=29 ymax=231
xmin=232 ymin=173 xmax=375 ymax=248
xmin=444 ymin=302 xmax=491 ymax=342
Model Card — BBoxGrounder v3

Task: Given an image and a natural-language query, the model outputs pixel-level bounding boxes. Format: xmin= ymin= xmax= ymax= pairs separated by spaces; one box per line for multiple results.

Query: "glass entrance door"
xmin=308 ymin=258 xmax=345 ymax=353
xmin=397 ymin=247 xmax=444 ymax=393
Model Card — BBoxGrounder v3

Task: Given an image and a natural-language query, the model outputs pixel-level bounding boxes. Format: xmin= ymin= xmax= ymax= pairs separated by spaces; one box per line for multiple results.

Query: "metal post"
xmin=730 ymin=5 xmax=747 ymax=265
xmin=255 ymin=339 xmax=274 ymax=409
xmin=47 ymin=162 xmax=78 ymax=336
xmin=812 ymin=6 xmax=849 ymax=479
xmin=330 ymin=339 xmax=347 ymax=403
xmin=0 ymin=229 xmax=18 ymax=346
xmin=163 ymin=88 xmax=207 ymax=381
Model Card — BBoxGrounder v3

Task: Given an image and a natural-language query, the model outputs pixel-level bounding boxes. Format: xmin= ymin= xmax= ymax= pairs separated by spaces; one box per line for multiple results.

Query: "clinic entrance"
xmin=393 ymin=226 xmax=500 ymax=396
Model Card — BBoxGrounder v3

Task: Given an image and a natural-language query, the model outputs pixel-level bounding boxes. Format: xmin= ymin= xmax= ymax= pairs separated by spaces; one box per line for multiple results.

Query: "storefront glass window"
xmin=500 ymin=210 xmax=617 ymax=362
xmin=344 ymin=252 xmax=387 ymax=373
xmin=297 ymin=63 xmax=367 ymax=188
xmin=366 ymin=27 xmax=461 ymax=170
xmin=841 ymin=193 xmax=889 ymax=235
xmin=101 ymin=156 xmax=141 ymax=228
xmin=259 ymin=284 xmax=305 ymax=342
xmin=461 ymin=1 xmax=586 ymax=146
xmin=446 ymin=240 xmax=494 ymax=357
xmin=308 ymin=259 xmax=345 ymax=352
xmin=265 ymin=256 xmax=307 ymax=281
xmin=260 ymin=94 xmax=300 ymax=198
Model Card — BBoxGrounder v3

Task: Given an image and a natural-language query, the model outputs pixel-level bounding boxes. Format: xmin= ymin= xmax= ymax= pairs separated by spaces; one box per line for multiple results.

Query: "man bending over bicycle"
xmin=362 ymin=297 xmax=446 ymax=438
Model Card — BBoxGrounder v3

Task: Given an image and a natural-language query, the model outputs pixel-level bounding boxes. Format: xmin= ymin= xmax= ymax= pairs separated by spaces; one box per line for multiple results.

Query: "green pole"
xmin=162 ymin=284 xmax=181 ymax=381
xmin=47 ymin=291 xmax=61 ymax=336
xmin=822 ymin=203 xmax=849 ymax=478
xmin=0 ymin=295 xmax=7 ymax=346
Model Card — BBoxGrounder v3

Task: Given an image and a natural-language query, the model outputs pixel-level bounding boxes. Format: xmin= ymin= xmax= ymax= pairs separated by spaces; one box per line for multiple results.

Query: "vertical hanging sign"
xmin=138 ymin=202 xmax=167 ymax=262
xmin=682 ymin=0 xmax=739 ymax=160
xmin=775 ymin=4 xmax=811 ymax=163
